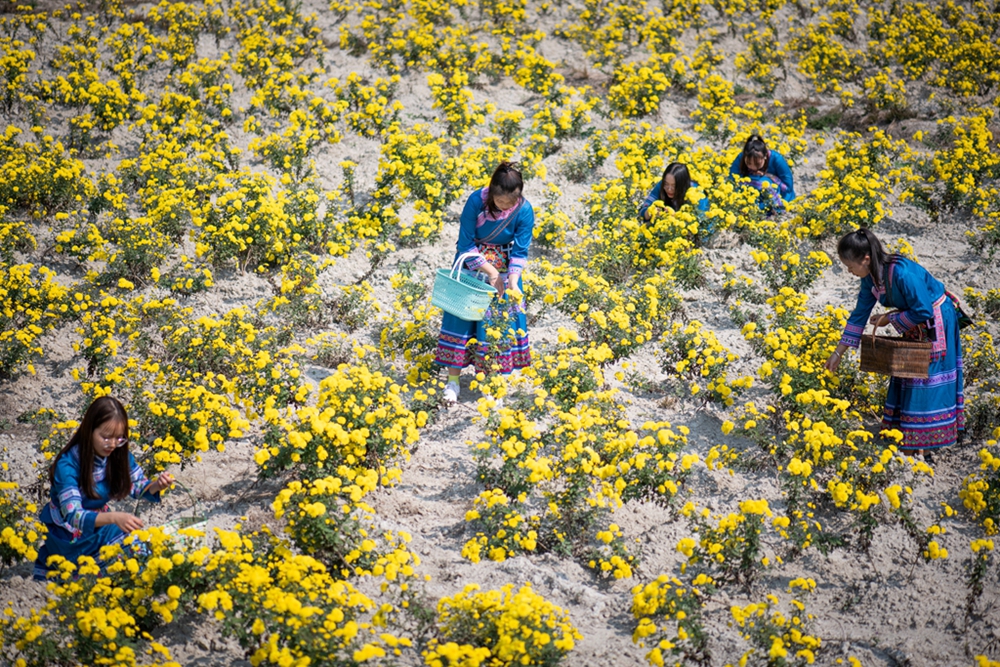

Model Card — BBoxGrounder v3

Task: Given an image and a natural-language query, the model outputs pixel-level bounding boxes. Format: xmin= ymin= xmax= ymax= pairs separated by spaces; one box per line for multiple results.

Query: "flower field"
xmin=1 ymin=0 xmax=1000 ymax=664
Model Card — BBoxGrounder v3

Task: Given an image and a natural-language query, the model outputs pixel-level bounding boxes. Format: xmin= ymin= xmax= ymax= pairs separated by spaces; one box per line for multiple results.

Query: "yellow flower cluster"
xmin=0 ymin=481 xmax=44 ymax=569
xmin=256 ymin=360 xmax=423 ymax=481
xmin=431 ymin=583 xmax=582 ymax=666
xmin=659 ymin=320 xmax=753 ymax=406
xmin=730 ymin=589 xmax=821 ymax=667
xmin=791 ymin=129 xmax=912 ymax=238
xmin=464 ymin=371 xmax=695 ymax=577
xmin=631 ymin=572 xmax=715 ymax=667
xmin=676 ymin=499 xmax=778 ymax=585
xmin=0 ymin=127 xmax=94 ymax=217
xmin=0 ymin=263 xmax=68 ymax=379
xmin=960 ymin=441 xmax=1000 ymax=535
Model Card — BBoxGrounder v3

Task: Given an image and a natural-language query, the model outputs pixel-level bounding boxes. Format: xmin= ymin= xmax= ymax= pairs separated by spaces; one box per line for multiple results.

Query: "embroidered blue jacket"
xmin=40 ymin=445 xmax=159 ymax=540
xmin=456 ymin=187 xmax=535 ymax=280
xmin=840 ymin=258 xmax=946 ymax=349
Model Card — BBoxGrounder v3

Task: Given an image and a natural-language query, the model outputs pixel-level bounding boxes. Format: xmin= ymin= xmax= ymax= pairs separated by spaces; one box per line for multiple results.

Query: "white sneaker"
xmin=443 ymin=381 xmax=460 ymax=402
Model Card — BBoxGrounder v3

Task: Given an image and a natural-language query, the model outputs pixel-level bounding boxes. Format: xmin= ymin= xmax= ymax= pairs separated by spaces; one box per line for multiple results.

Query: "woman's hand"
xmin=482 ymin=265 xmax=505 ymax=299
xmin=824 ymin=347 xmax=846 ymax=372
xmin=111 ymin=512 xmax=144 ymax=533
xmin=869 ymin=313 xmax=889 ymax=328
xmin=147 ymin=472 xmax=175 ymax=495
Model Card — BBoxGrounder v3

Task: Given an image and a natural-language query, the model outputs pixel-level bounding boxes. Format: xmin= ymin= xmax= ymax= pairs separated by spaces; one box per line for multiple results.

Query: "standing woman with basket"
xmin=824 ymin=229 xmax=967 ymax=455
xmin=434 ymin=162 xmax=534 ymax=402
xmin=34 ymin=396 xmax=174 ymax=580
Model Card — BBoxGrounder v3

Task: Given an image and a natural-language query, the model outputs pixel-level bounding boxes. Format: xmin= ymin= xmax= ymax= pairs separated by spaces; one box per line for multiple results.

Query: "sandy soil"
xmin=2 ymin=1 xmax=999 ymax=666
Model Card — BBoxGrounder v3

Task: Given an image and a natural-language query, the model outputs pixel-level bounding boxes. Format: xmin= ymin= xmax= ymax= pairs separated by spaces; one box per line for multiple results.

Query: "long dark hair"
xmin=837 ymin=228 xmax=899 ymax=288
xmin=739 ymin=134 xmax=770 ymax=176
xmin=50 ymin=396 xmax=132 ymax=500
xmin=659 ymin=162 xmax=693 ymax=211
xmin=485 ymin=161 xmax=523 ymax=217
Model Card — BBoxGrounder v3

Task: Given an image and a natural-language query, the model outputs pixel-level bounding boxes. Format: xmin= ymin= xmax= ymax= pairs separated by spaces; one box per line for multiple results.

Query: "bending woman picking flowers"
xmin=824 ymin=228 xmax=967 ymax=456
xmin=729 ymin=134 xmax=795 ymax=212
xmin=434 ymin=162 xmax=535 ymax=402
xmin=34 ymin=396 xmax=174 ymax=580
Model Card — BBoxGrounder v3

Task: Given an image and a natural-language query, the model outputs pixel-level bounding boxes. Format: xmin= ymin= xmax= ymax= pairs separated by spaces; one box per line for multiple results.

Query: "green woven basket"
xmin=432 ymin=252 xmax=497 ymax=321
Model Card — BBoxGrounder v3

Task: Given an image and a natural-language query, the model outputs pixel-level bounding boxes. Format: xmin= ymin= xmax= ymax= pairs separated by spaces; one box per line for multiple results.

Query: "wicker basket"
xmin=431 ymin=251 xmax=497 ymax=321
xmin=859 ymin=334 xmax=931 ymax=378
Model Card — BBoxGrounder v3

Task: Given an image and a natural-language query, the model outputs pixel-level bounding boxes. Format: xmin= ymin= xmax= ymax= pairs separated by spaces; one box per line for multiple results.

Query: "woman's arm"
xmin=770 ymin=153 xmax=795 ymax=201
xmin=507 ymin=203 xmax=535 ymax=287
xmin=638 ymin=182 xmax=661 ymax=221
xmin=51 ymin=456 xmax=101 ymax=536
xmin=827 ymin=278 xmax=877 ymax=372
xmin=129 ymin=453 xmax=174 ymax=501
xmin=456 ymin=190 xmax=487 ymax=271
xmin=885 ymin=264 xmax=935 ymax=334
xmin=95 ymin=511 xmax=143 ymax=533
xmin=840 ymin=279 xmax=877 ymax=348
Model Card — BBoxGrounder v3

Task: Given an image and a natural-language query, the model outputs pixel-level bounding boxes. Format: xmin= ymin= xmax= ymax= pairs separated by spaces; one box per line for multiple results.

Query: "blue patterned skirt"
xmin=882 ymin=299 xmax=964 ymax=450
xmin=434 ymin=272 xmax=530 ymax=374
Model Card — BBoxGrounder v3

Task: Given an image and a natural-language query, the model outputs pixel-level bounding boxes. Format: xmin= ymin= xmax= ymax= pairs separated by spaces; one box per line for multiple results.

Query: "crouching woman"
xmin=34 ymin=396 xmax=174 ymax=580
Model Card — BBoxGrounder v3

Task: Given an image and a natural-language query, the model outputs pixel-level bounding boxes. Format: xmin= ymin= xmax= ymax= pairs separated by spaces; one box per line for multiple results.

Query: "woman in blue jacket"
xmin=34 ymin=396 xmax=173 ymax=579
xmin=638 ymin=162 xmax=709 ymax=221
xmin=824 ymin=229 xmax=966 ymax=455
xmin=729 ymin=134 xmax=796 ymax=209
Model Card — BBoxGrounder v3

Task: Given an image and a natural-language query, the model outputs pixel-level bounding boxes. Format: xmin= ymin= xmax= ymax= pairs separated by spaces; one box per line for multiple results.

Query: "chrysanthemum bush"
xmin=729 ymin=580 xmax=822 ymax=667
xmin=0 ymin=527 xmax=200 ymax=667
xmin=426 ymin=583 xmax=582 ymax=667
xmin=463 ymin=374 xmax=697 ymax=579
xmin=377 ymin=266 xmax=440 ymax=374
xmin=0 ymin=263 xmax=69 ymax=379
xmin=790 ymin=129 xmax=914 ymax=238
xmin=255 ymin=357 xmax=424 ymax=483
xmin=631 ymin=571 xmax=716 ymax=666
xmin=960 ymin=435 xmax=1000 ymax=537
xmin=0 ymin=481 xmax=44 ymax=572
xmin=658 ymin=320 xmax=754 ymax=407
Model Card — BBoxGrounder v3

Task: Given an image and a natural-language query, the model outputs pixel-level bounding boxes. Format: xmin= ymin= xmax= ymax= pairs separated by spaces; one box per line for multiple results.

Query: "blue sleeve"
xmin=769 ymin=152 xmax=795 ymax=201
xmin=696 ymin=192 xmax=709 ymax=214
xmin=456 ymin=190 xmax=487 ymax=271
xmin=840 ymin=276 xmax=876 ymax=348
xmin=508 ymin=203 xmax=534 ymax=279
xmin=886 ymin=263 xmax=936 ymax=334
xmin=638 ymin=182 xmax=661 ymax=221
xmin=52 ymin=455 xmax=98 ymax=535
xmin=128 ymin=452 xmax=160 ymax=502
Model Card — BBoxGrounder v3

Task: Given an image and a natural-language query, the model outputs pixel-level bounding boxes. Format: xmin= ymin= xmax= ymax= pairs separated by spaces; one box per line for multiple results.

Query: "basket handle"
xmin=451 ymin=251 xmax=486 ymax=280
xmin=134 ymin=479 xmax=205 ymax=522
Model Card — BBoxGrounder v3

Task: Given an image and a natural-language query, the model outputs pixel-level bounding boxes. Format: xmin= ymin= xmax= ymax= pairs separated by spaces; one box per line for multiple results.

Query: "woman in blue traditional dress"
xmin=729 ymin=134 xmax=796 ymax=212
xmin=638 ymin=162 xmax=710 ymax=222
xmin=435 ymin=162 xmax=534 ymax=402
xmin=825 ymin=229 xmax=966 ymax=455
xmin=34 ymin=396 xmax=174 ymax=580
